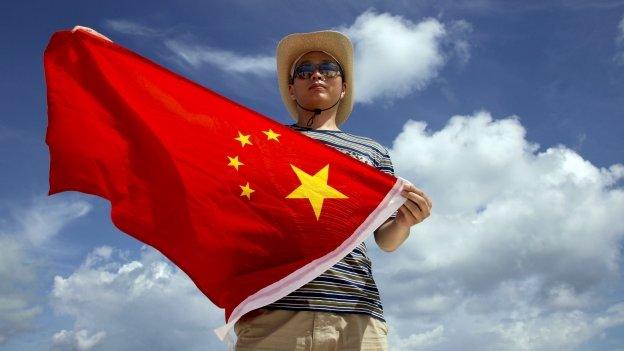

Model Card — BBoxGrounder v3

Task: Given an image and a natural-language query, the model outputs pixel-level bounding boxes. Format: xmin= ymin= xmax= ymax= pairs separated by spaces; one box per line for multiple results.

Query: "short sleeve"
xmin=376 ymin=145 xmax=398 ymax=221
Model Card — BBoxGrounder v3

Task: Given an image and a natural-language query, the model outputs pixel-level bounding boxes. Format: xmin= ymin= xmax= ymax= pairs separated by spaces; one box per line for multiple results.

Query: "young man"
xmin=233 ymin=30 xmax=432 ymax=351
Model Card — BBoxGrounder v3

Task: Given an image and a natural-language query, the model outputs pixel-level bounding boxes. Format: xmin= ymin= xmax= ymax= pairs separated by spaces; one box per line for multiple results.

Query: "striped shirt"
xmin=263 ymin=123 xmax=397 ymax=323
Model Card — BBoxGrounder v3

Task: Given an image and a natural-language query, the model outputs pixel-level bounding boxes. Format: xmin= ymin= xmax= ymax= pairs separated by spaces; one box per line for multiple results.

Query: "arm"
xmin=374 ymin=183 xmax=433 ymax=252
xmin=374 ymin=217 xmax=410 ymax=252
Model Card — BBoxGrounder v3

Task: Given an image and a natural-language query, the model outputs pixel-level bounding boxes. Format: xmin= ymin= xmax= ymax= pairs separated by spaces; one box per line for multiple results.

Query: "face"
xmin=288 ymin=51 xmax=347 ymax=111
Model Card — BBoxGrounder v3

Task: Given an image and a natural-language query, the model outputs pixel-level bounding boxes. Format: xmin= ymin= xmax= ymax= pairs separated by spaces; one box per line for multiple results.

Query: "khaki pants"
xmin=234 ymin=308 xmax=389 ymax=351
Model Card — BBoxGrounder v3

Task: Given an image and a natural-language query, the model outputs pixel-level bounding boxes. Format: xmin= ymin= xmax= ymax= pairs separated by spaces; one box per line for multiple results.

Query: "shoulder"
xmin=339 ymin=132 xmax=393 ymax=170
xmin=340 ymin=131 xmax=392 ymax=160
xmin=340 ymin=131 xmax=394 ymax=174
xmin=343 ymin=132 xmax=390 ymax=155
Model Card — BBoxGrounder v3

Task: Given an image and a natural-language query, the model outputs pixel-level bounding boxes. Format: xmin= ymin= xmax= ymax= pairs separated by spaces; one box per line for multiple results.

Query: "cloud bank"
xmin=0 ymin=197 xmax=91 ymax=344
xmin=51 ymin=246 xmax=224 ymax=351
xmin=371 ymin=110 xmax=624 ymax=350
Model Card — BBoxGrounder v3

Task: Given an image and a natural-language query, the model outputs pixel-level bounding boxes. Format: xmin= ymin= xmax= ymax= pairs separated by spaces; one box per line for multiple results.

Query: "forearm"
xmin=374 ymin=219 xmax=410 ymax=252
xmin=373 ymin=183 xmax=432 ymax=252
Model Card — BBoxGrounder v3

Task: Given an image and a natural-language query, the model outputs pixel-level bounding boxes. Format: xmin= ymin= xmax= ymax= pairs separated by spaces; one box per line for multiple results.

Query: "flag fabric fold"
xmin=43 ymin=28 xmax=408 ymax=342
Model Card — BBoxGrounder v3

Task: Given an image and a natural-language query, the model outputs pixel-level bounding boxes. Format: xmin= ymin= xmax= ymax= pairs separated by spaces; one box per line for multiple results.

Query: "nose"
xmin=310 ymin=69 xmax=324 ymax=81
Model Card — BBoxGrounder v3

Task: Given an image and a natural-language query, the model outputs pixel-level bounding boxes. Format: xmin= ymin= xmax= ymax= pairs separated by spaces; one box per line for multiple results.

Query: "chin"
xmin=303 ymin=96 xmax=331 ymax=107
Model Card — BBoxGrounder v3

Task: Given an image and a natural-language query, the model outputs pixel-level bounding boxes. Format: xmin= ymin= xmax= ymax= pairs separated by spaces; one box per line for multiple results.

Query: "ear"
xmin=340 ymin=82 xmax=347 ymax=99
xmin=288 ymin=84 xmax=296 ymax=99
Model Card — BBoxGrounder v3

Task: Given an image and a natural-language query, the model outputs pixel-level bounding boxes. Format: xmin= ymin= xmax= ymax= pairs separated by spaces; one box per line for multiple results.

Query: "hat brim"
xmin=276 ymin=31 xmax=354 ymax=126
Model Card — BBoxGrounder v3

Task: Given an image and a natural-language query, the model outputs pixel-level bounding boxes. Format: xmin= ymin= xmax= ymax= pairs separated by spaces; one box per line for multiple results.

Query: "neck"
xmin=295 ymin=107 xmax=340 ymax=131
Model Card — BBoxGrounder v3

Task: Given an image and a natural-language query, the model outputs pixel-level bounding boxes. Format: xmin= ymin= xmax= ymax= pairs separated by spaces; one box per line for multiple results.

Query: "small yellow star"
xmin=286 ymin=164 xmax=347 ymax=220
xmin=262 ymin=129 xmax=281 ymax=142
xmin=234 ymin=131 xmax=253 ymax=147
xmin=227 ymin=155 xmax=244 ymax=171
xmin=240 ymin=182 xmax=255 ymax=199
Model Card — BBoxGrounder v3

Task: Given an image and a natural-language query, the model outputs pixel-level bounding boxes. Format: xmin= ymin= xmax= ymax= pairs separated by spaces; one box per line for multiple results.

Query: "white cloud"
xmin=446 ymin=19 xmax=473 ymax=66
xmin=164 ymin=40 xmax=275 ymax=76
xmin=392 ymin=325 xmax=446 ymax=349
xmin=104 ymin=18 xmax=275 ymax=76
xmin=52 ymin=329 xmax=107 ymax=351
xmin=104 ymin=19 xmax=162 ymax=37
xmin=367 ymin=110 xmax=624 ymax=350
xmin=618 ymin=15 xmax=624 ymax=44
xmin=338 ymin=11 xmax=472 ymax=103
xmin=103 ymin=19 xmax=275 ymax=76
xmin=14 ymin=198 xmax=90 ymax=246
xmin=615 ymin=14 xmax=624 ymax=65
xmin=51 ymin=246 xmax=226 ymax=351
xmin=0 ymin=196 xmax=91 ymax=345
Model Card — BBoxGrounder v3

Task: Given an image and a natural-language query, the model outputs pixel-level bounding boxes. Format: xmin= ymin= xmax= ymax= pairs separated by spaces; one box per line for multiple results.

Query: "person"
xmin=233 ymin=30 xmax=433 ymax=351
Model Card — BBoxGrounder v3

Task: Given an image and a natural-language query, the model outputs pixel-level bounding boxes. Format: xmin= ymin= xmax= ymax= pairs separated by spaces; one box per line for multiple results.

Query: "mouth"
xmin=309 ymin=84 xmax=326 ymax=91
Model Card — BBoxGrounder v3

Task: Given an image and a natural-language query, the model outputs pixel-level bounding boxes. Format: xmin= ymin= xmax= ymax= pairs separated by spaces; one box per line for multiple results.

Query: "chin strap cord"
xmin=294 ymin=97 xmax=341 ymax=127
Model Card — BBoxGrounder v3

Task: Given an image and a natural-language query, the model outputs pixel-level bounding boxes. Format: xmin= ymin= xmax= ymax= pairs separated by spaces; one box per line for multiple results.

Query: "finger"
xmin=402 ymin=192 xmax=430 ymax=217
xmin=398 ymin=204 xmax=416 ymax=223
xmin=421 ymin=192 xmax=432 ymax=210
xmin=402 ymin=184 xmax=432 ymax=209
xmin=400 ymin=203 xmax=421 ymax=225
xmin=402 ymin=200 xmax=423 ymax=221
xmin=402 ymin=183 xmax=418 ymax=193
xmin=72 ymin=26 xmax=113 ymax=42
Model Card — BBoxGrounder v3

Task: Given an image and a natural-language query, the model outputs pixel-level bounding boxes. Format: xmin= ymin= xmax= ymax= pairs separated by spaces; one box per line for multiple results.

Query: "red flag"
xmin=44 ymin=27 xmax=407 ymax=341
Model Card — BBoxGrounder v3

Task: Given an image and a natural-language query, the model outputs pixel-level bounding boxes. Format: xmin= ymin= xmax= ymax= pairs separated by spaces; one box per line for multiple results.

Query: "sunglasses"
xmin=292 ymin=61 xmax=343 ymax=80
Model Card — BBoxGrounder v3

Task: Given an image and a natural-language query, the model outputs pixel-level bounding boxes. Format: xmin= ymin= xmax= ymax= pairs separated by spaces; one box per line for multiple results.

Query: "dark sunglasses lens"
xmin=319 ymin=62 xmax=341 ymax=78
xmin=295 ymin=64 xmax=314 ymax=79
xmin=294 ymin=62 xmax=342 ymax=79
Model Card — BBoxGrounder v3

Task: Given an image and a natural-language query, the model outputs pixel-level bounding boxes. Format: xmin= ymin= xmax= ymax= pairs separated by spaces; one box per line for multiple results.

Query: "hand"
xmin=71 ymin=25 xmax=113 ymax=42
xmin=395 ymin=183 xmax=432 ymax=228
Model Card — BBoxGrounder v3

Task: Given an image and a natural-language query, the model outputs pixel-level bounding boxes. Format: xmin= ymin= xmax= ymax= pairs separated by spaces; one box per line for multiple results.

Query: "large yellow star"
xmin=286 ymin=164 xmax=348 ymax=220
xmin=234 ymin=131 xmax=253 ymax=147
xmin=262 ymin=129 xmax=281 ymax=142
xmin=227 ymin=155 xmax=244 ymax=171
xmin=240 ymin=182 xmax=255 ymax=199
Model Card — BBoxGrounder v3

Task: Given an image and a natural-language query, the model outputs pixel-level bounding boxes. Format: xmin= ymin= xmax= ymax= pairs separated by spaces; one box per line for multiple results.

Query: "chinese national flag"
xmin=43 ymin=27 xmax=407 ymax=341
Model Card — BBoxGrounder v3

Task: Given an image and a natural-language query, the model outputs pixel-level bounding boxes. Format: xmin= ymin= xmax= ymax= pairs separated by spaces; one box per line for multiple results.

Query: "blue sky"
xmin=1 ymin=1 xmax=624 ymax=350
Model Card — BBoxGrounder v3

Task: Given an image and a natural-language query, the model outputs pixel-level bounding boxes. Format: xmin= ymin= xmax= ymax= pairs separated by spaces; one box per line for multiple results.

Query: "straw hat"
xmin=276 ymin=30 xmax=354 ymax=126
